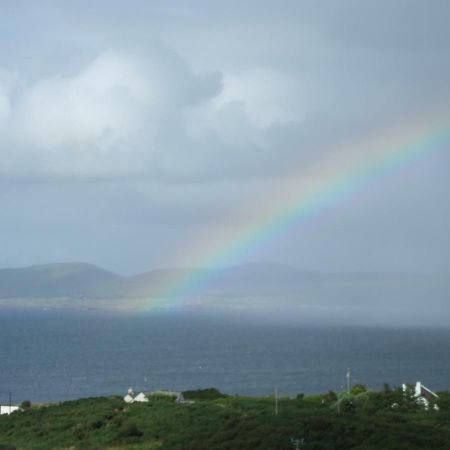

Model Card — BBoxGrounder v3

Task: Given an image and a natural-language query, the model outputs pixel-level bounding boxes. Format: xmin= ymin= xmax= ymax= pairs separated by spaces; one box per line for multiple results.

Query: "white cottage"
xmin=402 ymin=381 xmax=439 ymax=410
xmin=123 ymin=388 xmax=149 ymax=403
xmin=133 ymin=392 xmax=149 ymax=403
xmin=0 ymin=405 xmax=20 ymax=415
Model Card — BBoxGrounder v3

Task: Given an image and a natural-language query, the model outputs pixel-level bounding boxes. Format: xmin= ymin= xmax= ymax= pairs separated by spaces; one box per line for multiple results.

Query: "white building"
xmin=123 ymin=388 xmax=185 ymax=404
xmin=0 ymin=405 xmax=20 ymax=415
xmin=402 ymin=381 xmax=439 ymax=410
xmin=123 ymin=388 xmax=149 ymax=403
xmin=133 ymin=392 xmax=149 ymax=403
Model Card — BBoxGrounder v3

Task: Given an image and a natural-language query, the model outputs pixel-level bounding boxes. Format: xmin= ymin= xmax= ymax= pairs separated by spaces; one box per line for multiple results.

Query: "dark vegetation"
xmin=18 ymin=402 xmax=31 ymax=411
xmin=182 ymin=388 xmax=228 ymax=401
xmin=1 ymin=386 xmax=450 ymax=449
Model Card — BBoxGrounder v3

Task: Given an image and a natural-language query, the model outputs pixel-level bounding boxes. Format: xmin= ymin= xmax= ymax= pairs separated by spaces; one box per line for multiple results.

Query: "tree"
xmin=350 ymin=384 xmax=367 ymax=395
xmin=20 ymin=400 xmax=31 ymax=410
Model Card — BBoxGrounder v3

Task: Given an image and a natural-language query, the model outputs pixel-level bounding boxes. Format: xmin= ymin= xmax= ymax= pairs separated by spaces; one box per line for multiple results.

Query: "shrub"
xmin=323 ymin=390 xmax=338 ymax=402
xmin=182 ymin=388 xmax=228 ymax=401
xmin=339 ymin=397 xmax=356 ymax=414
xmin=350 ymin=384 xmax=367 ymax=395
xmin=90 ymin=420 xmax=104 ymax=430
xmin=118 ymin=421 xmax=143 ymax=438
xmin=20 ymin=400 xmax=31 ymax=410
xmin=437 ymin=392 xmax=450 ymax=410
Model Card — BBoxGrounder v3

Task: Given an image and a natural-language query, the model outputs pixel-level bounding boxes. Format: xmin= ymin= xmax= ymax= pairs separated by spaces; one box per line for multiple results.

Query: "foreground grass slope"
xmin=1 ymin=387 xmax=450 ymax=449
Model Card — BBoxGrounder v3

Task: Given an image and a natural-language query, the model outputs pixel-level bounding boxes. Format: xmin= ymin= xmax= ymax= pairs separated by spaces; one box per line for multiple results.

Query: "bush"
xmin=118 ymin=421 xmax=143 ymax=438
xmin=350 ymin=384 xmax=367 ymax=395
xmin=323 ymin=390 xmax=338 ymax=402
xmin=339 ymin=397 xmax=356 ymax=414
xmin=90 ymin=420 xmax=104 ymax=429
xmin=182 ymin=388 xmax=228 ymax=401
xmin=20 ymin=400 xmax=31 ymax=410
xmin=437 ymin=392 xmax=450 ymax=410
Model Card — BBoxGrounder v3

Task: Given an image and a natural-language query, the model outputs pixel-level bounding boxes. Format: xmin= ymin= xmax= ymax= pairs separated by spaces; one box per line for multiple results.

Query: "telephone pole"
xmin=346 ymin=368 xmax=351 ymax=394
xmin=275 ymin=386 xmax=278 ymax=416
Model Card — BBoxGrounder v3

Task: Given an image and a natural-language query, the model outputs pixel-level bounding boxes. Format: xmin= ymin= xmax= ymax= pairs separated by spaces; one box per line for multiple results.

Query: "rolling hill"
xmin=0 ymin=262 xmax=123 ymax=299
xmin=0 ymin=262 xmax=448 ymax=325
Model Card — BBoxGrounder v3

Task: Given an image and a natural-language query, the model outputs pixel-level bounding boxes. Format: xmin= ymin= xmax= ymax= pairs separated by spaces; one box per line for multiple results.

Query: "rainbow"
xmin=138 ymin=114 xmax=449 ymax=311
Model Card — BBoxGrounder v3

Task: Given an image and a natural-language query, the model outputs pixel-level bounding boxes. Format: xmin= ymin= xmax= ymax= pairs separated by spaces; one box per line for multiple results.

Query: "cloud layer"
xmin=1 ymin=1 xmax=448 ymax=183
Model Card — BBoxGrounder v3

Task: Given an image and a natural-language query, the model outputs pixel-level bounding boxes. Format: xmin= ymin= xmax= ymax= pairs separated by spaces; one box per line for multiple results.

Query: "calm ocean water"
xmin=1 ymin=309 xmax=450 ymax=404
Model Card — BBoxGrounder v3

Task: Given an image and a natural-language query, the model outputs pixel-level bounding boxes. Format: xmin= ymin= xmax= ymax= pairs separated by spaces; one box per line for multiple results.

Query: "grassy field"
xmin=1 ymin=387 xmax=450 ymax=449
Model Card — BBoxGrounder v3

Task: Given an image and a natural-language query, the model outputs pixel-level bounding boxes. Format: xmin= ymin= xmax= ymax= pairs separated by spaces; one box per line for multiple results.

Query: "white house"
xmin=123 ymin=388 xmax=186 ymax=404
xmin=123 ymin=388 xmax=149 ymax=403
xmin=0 ymin=405 xmax=20 ymax=415
xmin=402 ymin=381 xmax=439 ymax=410
xmin=133 ymin=392 xmax=149 ymax=403
xmin=123 ymin=394 xmax=134 ymax=403
xmin=175 ymin=392 xmax=185 ymax=404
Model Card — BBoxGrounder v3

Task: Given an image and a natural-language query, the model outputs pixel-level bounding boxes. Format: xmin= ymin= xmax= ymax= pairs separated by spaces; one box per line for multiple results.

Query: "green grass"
xmin=1 ymin=388 xmax=450 ymax=449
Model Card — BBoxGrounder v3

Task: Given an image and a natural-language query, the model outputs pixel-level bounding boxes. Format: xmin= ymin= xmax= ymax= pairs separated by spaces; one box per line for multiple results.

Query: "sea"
xmin=1 ymin=308 xmax=450 ymax=404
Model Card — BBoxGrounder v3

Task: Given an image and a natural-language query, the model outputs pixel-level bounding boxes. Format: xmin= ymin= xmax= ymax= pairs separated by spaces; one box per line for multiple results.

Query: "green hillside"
xmin=1 ymin=387 xmax=450 ymax=449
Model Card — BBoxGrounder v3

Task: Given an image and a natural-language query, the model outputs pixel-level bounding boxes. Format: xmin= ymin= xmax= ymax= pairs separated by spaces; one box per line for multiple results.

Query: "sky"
xmin=0 ymin=0 xmax=449 ymax=275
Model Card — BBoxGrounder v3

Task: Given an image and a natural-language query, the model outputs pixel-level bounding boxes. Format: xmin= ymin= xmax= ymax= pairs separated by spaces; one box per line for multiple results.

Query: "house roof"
xmin=417 ymin=382 xmax=439 ymax=399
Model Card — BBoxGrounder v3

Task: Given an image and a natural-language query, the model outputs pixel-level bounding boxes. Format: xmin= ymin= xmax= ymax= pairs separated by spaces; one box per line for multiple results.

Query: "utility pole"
xmin=275 ymin=386 xmax=278 ymax=416
xmin=0 ymin=391 xmax=13 ymax=415
xmin=346 ymin=368 xmax=351 ymax=395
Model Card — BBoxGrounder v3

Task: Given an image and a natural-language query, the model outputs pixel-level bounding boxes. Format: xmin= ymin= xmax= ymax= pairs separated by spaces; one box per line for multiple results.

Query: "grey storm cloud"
xmin=0 ymin=0 xmax=448 ymax=182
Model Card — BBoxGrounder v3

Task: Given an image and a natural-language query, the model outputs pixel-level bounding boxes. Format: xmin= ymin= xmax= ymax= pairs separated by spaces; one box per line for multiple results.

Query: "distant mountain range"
xmin=0 ymin=261 xmax=447 ymax=299
xmin=0 ymin=263 xmax=123 ymax=299
xmin=0 ymin=261 xmax=314 ymax=299
xmin=0 ymin=262 xmax=449 ymax=324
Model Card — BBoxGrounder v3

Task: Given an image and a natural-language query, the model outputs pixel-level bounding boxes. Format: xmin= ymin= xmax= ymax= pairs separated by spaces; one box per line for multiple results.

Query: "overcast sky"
xmin=0 ymin=0 xmax=449 ymax=275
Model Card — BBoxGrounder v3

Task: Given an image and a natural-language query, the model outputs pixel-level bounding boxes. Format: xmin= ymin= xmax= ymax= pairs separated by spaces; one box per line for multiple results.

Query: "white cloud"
xmin=0 ymin=46 xmax=317 ymax=181
xmin=214 ymin=69 xmax=306 ymax=128
xmin=1 ymin=1 xmax=449 ymax=183
xmin=0 ymin=48 xmax=228 ymax=178
xmin=14 ymin=52 xmax=153 ymax=151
